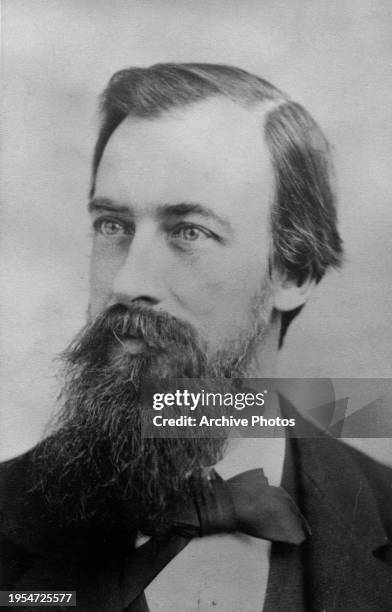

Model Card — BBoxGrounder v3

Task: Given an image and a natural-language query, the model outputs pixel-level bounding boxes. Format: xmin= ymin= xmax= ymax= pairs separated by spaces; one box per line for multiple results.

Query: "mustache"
xmin=63 ymin=303 xmax=207 ymax=372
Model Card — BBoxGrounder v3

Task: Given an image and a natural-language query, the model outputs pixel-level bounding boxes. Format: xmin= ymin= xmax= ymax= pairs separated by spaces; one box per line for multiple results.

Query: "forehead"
xmin=94 ymin=97 xmax=275 ymax=218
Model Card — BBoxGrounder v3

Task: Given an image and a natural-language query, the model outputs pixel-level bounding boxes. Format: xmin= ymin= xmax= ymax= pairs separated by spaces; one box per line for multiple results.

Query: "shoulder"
xmin=287 ymin=408 xmax=392 ymax=536
xmin=0 ymin=450 xmax=36 ymax=518
xmin=341 ymin=442 xmax=392 ymax=529
xmin=282 ymin=395 xmax=392 ymax=493
xmin=0 ymin=449 xmax=46 ymax=550
xmin=0 ymin=450 xmax=42 ymax=587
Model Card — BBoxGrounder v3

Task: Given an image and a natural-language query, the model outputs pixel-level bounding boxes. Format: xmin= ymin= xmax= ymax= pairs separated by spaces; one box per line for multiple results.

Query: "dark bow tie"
xmin=122 ymin=468 xmax=309 ymax=611
xmin=170 ymin=467 xmax=310 ymax=544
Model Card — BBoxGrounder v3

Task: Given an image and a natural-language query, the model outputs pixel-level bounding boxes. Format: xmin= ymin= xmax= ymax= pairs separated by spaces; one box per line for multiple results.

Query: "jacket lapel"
xmin=279 ymin=400 xmax=392 ymax=611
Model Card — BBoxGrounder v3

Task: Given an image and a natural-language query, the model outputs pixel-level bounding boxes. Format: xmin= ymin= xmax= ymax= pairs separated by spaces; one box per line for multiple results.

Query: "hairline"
xmin=90 ymin=94 xmax=285 ymax=197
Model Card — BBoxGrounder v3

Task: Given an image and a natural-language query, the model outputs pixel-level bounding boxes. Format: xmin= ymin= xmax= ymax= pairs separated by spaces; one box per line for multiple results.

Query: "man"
xmin=0 ymin=63 xmax=391 ymax=611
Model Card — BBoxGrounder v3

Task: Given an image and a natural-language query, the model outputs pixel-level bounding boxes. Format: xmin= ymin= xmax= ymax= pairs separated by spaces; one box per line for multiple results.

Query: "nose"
xmin=111 ymin=228 xmax=167 ymax=308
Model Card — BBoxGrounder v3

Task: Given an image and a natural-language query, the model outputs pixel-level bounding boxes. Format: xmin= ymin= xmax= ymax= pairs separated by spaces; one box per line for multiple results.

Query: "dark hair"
xmin=91 ymin=63 xmax=343 ymax=345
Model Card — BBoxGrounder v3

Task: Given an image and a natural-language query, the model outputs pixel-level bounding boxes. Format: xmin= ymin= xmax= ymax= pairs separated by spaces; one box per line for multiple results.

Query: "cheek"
xmin=173 ymin=250 xmax=269 ymax=337
xmin=89 ymin=240 xmax=122 ymax=303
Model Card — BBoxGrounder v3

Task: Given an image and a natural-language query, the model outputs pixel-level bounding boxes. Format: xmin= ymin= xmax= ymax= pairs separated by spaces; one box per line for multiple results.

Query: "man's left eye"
xmin=171 ymin=225 xmax=210 ymax=242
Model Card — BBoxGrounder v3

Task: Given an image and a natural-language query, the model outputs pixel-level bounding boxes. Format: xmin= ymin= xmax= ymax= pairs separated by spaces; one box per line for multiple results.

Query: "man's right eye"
xmin=93 ymin=218 xmax=128 ymax=237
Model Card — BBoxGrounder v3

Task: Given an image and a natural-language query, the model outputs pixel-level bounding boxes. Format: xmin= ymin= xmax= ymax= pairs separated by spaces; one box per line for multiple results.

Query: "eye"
xmin=93 ymin=218 xmax=128 ymax=237
xmin=171 ymin=224 xmax=211 ymax=242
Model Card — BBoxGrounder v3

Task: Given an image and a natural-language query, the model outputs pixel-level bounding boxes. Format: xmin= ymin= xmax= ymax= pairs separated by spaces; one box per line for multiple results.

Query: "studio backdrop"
xmin=1 ymin=0 xmax=391 ymax=461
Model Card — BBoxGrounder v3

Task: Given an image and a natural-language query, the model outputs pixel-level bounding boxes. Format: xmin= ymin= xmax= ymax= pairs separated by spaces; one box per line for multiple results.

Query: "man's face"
xmin=32 ymin=99 xmax=279 ymax=532
xmin=89 ymin=97 xmax=276 ymax=362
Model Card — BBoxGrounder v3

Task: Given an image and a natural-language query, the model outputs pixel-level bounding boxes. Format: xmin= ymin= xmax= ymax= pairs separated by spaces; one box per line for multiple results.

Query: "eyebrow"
xmin=88 ymin=197 xmax=129 ymax=215
xmin=88 ymin=197 xmax=233 ymax=233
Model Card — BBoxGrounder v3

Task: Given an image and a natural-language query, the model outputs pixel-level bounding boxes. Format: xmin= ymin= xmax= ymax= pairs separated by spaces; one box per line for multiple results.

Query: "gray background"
xmin=1 ymin=0 xmax=391 ymax=462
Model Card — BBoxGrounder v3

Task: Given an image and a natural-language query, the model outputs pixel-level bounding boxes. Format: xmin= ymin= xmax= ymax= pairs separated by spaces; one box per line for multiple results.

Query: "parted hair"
xmin=91 ymin=63 xmax=343 ymax=344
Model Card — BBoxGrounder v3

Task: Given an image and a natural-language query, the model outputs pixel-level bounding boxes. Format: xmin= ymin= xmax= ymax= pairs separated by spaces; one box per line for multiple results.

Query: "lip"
xmin=111 ymin=335 xmax=148 ymax=356
xmin=120 ymin=338 xmax=147 ymax=355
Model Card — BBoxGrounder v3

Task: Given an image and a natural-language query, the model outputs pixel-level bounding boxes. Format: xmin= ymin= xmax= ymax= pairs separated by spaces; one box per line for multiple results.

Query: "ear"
xmin=271 ymin=271 xmax=316 ymax=312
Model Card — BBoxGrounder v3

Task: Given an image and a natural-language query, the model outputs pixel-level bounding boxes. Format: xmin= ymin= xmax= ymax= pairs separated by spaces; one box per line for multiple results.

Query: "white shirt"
xmin=137 ymin=435 xmax=286 ymax=612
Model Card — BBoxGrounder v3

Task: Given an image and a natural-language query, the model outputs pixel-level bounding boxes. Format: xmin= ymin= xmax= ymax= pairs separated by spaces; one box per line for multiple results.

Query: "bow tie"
xmin=170 ymin=468 xmax=310 ymax=544
xmin=121 ymin=469 xmax=310 ymax=611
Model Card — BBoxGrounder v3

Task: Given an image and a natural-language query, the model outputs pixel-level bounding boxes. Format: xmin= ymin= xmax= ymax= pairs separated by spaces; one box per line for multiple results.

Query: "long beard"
xmin=32 ymin=302 xmax=266 ymax=536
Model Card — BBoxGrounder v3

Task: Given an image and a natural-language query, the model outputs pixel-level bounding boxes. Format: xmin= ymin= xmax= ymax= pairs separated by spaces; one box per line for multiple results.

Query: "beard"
xmin=31 ymin=300 xmax=268 ymax=539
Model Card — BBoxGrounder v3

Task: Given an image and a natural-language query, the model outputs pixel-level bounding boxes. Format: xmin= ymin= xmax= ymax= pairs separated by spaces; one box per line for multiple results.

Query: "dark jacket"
xmin=1 ymin=410 xmax=392 ymax=611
